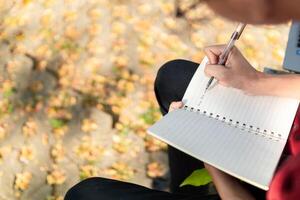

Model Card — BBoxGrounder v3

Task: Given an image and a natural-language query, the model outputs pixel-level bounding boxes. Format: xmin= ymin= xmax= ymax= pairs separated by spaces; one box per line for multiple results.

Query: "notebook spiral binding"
xmin=182 ymin=105 xmax=281 ymax=141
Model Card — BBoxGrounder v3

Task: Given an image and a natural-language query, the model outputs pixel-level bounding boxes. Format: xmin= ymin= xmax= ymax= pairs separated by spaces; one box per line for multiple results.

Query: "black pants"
xmin=65 ymin=60 xmax=265 ymax=200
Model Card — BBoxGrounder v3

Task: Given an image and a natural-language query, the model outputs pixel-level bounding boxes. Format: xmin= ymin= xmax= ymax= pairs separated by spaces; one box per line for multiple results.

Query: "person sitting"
xmin=65 ymin=0 xmax=300 ymax=199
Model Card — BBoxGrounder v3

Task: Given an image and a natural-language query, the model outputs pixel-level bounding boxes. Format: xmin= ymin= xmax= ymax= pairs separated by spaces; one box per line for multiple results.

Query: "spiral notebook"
xmin=148 ymin=57 xmax=299 ymax=190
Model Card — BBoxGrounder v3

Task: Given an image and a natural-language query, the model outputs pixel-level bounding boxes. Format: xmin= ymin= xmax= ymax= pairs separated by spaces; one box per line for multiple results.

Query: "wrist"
xmin=245 ymin=71 xmax=266 ymax=95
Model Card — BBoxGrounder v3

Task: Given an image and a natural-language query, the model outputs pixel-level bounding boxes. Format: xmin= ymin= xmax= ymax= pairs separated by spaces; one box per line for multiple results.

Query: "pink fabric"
xmin=287 ymin=106 xmax=300 ymax=156
xmin=267 ymin=155 xmax=300 ymax=200
xmin=267 ymin=105 xmax=300 ymax=200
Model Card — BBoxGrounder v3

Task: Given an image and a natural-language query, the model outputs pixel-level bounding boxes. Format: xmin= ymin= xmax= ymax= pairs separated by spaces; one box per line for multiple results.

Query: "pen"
xmin=205 ymin=23 xmax=247 ymax=91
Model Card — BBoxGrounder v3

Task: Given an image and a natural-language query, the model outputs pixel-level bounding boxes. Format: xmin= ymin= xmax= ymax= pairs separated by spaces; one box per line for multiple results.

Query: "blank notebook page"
xmin=182 ymin=57 xmax=299 ymax=140
xmin=148 ymin=109 xmax=286 ymax=190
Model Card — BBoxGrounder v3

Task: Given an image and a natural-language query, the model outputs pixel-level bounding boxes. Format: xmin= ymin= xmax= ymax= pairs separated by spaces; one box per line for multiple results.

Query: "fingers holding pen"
xmin=203 ymin=44 xmax=261 ymax=91
xmin=203 ymin=45 xmax=227 ymax=64
xmin=204 ymin=63 xmax=231 ymax=87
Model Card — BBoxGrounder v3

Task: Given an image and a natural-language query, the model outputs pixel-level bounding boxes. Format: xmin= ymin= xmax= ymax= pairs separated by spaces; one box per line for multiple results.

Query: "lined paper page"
xmin=148 ymin=109 xmax=286 ymax=190
xmin=183 ymin=57 xmax=299 ymax=139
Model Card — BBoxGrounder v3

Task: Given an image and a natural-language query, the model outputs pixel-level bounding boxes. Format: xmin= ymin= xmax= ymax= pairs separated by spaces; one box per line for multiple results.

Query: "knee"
xmin=155 ymin=59 xmax=189 ymax=88
xmin=158 ymin=59 xmax=188 ymax=74
xmin=64 ymin=177 xmax=105 ymax=200
xmin=156 ymin=59 xmax=189 ymax=79
xmin=154 ymin=59 xmax=198 ymax=113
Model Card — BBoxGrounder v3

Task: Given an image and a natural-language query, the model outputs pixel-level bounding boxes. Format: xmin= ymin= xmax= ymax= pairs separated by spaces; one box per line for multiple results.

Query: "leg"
xmin=154 ymin=59 xmax=199 ymax=115
xmin=154 ymin=59 xmax=206 ymax=194
xmin=64 ymin=177 xmax=186 ymax=200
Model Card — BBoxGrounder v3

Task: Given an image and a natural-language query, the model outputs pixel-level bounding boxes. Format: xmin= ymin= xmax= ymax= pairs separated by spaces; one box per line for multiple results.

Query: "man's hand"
xmin=204 ymin=45 xmax=263 ymax=95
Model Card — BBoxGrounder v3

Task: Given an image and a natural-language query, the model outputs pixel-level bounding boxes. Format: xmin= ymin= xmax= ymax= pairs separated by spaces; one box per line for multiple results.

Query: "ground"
xmin=0 ymin=0 xmax=290 ymax=199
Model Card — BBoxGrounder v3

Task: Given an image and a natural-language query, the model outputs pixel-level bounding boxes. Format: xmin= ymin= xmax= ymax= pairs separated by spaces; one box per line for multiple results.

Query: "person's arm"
xmin=204 ymin=45 xmax=300 ymax=100
xmin=205 ymin=163 xmax=255 ymax=200
xmin=249 ymin=73 xmax=300 ymax=99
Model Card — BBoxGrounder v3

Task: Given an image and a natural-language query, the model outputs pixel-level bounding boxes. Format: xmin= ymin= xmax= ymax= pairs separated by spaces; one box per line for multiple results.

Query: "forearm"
xmin=205 ymin=164 xmax=255 ymax=200
xmin=247 ymin=72 xmax=300 ymax=100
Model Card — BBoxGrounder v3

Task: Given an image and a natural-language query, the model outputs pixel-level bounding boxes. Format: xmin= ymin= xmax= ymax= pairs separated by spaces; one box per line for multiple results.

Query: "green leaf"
xmin=7 ymin=103 xmax=14 ymax=113
xmin=140 ymin=107 xmax=159 ymax=125
xmin=79 ymin=172 xmax=89 ymax=181
xmin=180 ymin=168 xmax=212 ymax=187
xmin=3 ymin=88 xmax=16 ymax=98
xmin=49 ymin=119 xmax=65 ymax=129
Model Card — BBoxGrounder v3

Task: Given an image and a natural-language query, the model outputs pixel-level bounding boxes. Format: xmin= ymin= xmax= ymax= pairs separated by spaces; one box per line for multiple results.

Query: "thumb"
xmin=169 ymin=101 xmax=183 ymax=112
xmin=204 ymin=64 xmax=229 ymax=81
